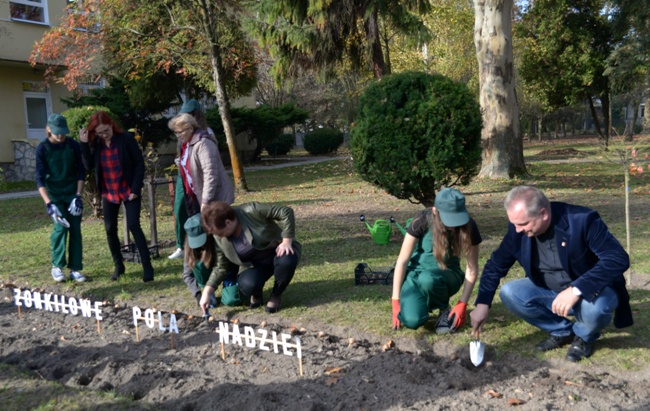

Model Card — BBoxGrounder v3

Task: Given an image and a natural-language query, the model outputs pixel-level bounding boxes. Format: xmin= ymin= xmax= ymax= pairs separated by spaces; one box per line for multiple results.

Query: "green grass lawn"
xmin=1 ymin=137 xmax=649 ymax=371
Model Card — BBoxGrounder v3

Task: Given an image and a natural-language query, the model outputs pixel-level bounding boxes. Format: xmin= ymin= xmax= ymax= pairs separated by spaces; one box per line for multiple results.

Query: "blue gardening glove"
xmin=46 ymin=202 xmax=62 ymax=224
xmin=68 ymin=195 xmax=83 ymax=216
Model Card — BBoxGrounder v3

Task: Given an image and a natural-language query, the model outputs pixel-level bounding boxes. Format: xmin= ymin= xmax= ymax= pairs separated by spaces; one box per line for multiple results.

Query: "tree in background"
xmin=30 ymin=0 xmax=257 ymax=191
xmin=473 ymin=0 xmax=525 ymax=178
xmin=351 ymin=71 xmax=482 ymax=207
xmin=516 ymin=0 xmax=613 ymax=147
xmin=606 ymin=0 xmax=650 ymax=140
xmin=207 ymin=104 xmax=309 ymax=162
xmin=247 ymin=0 xmax=430 ymax=81
xmin=390 ymin=0 xmax=478 ymax=93
xmin=254 ymin=51 xmax=367 ymax=130
xmin=61 ymin=77 xmax=174 ymax=148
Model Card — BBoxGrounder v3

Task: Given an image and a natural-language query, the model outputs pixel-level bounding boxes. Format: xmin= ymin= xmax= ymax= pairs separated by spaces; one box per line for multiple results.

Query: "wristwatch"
xmin=571 ymin=286 xmax=582 ymax=296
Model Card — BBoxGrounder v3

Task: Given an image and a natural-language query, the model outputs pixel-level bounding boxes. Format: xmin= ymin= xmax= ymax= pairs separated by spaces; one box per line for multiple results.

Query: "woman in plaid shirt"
xmin=80 ymin=111 xmax=154 ymax=283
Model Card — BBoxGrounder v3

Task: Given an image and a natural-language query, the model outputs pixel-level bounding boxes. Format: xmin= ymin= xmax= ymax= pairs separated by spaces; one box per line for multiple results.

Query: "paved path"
xmin=0 ymin=156 xmax=345 ymax=201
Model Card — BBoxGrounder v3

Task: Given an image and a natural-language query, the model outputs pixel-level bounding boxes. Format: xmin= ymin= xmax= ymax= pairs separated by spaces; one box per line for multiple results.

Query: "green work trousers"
xmin=51 ymin=199 xmax=83 ymax=271
xmin=174 ymin=174 xmax=188 ymax=249
xmin=397 ymin=267 xmax=463 ymax=329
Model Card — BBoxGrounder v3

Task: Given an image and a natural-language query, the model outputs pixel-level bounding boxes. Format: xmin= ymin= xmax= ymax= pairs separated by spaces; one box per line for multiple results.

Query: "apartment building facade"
xmin=0 ymin=0 xmax=72 ymax=180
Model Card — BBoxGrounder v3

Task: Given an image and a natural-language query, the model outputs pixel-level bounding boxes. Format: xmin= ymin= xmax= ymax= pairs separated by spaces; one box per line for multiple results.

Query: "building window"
xmin=75 ymin=77 xmax=106 ymax=96
xmin=10 ymin=0 xmax=48 ymax=24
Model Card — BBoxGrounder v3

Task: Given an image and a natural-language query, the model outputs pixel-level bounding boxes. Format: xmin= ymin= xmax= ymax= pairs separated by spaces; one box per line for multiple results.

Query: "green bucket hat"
xmin=184 ymin=214 xmax=207 ymax=249
xmin=435 ymin=187 xmax=470 ymax=227
xmin=180 ymin=99 xmax=201 ymax=113
xmin=47 ymin=113 xmax=70 ymax=135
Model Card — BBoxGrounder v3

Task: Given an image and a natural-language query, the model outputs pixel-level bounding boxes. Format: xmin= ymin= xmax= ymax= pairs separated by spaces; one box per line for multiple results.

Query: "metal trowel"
xmin=54 ymin=215 xmax=70 ymax=228
xmin=470 ymin=335 xmax=485 ymax=367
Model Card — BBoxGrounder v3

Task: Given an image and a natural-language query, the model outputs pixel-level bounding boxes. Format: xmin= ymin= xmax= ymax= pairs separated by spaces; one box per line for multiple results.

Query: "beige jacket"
xmin=186 ymin=129 xmax=234 ymax=206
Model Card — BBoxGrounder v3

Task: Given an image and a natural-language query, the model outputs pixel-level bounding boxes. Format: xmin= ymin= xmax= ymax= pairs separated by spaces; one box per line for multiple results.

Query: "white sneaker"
xmin=51 ymin=267 xmax=66 ymax=282
xmin=168 ymin=248 xmax=184 ymax=259
xmin=70 ymin=270 xmax=86 ymax=282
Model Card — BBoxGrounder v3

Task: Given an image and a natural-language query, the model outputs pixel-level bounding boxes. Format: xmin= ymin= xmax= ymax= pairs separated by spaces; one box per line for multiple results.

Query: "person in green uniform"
xmin=391 ymin=188 xmax=481 ymax=333
xmin=182 ymin=214 xmax=223 ymax=307
xmin=36 ymin=114 xmax=86 ymax=282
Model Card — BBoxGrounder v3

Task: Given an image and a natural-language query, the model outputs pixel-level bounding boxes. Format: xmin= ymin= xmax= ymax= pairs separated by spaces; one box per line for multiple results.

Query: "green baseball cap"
xmin=180 ymin=99 xmax=201 ymax=113
xmin=184 ymin=214 xmax=207 ymax=249
xmin=435 ymin=188 xmax=470 ymax=227
xmin=47 ymin=113 xmax=70 ymax=135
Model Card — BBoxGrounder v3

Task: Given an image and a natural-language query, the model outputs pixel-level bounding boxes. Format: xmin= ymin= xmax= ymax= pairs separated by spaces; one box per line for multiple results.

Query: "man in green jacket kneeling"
xmin=199 ymin=201 xmax=301 ymax=314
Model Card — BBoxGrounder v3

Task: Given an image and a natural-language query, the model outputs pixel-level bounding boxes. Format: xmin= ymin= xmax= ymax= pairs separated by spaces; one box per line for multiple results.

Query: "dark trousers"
xmin=102 ymin=196 xmax=152 ymax=271
xmin=237 ymin=251 xmax=299 ymax=299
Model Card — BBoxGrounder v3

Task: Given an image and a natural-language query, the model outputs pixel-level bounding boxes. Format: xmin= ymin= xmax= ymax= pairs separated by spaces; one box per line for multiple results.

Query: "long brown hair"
xmin=184 ymin=234 xmax=216 ymax=270
xmin=431 ymin=210 xmax=471 ymax=270
xmin=87 ymin=111 xmax=123 ymax=145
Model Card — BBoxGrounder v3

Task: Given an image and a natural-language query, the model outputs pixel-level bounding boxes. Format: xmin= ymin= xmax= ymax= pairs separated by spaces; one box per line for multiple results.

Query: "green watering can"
xmin=359 ymin=215 xmax=392 ymax=245
xmin=390 ymin=216 xmax=413 ymax=236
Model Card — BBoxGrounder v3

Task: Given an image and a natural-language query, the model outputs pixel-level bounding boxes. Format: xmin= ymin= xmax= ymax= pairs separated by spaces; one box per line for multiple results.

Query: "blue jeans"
xmin=499 ymin=278 xmax=618 ymax=343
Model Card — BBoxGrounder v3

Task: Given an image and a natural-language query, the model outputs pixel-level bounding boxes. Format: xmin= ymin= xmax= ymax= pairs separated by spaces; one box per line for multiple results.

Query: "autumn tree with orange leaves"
xmin=31 ymin=0 xmax=257 ymax=191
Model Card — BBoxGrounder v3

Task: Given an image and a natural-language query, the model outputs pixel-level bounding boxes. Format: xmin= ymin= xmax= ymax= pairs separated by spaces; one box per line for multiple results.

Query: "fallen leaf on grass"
xmin=507 ymin=398 xmax=526 ymax=406
xmin=564 ymin=380 xmax=584 ymax=387
xmin=495 ymin=316 xmax=506 ymax=322
xmin=325 ymin=377 xmax=339 ymax=386
xmin=325 ymin=367 xmax=345 ymax=375
xmin=486 ymin=389 xmax=503 ymax=398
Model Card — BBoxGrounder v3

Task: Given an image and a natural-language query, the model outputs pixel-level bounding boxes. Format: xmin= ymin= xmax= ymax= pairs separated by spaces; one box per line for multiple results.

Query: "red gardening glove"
xmin=391 ymin=298 xmax=401 ymax=330
xmin=449 ymin=301 xmax=467 ymax=330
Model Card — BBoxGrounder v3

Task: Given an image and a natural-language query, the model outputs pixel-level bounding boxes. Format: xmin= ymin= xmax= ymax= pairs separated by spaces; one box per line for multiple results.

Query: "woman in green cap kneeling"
xmin=182 ymin=213 xmax=234 ymax=308
xmin=391 ymin=187 xmax=481 ymax=333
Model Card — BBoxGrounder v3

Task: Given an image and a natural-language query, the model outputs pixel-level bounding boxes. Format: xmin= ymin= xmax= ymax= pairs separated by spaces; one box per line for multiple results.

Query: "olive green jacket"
xmin=205 ymin=202 xmax=301 ymax=288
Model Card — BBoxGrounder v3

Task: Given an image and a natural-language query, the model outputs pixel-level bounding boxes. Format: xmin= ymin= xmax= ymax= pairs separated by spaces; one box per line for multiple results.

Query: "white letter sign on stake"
xmin=215 ymin=321 xmax=304 ymax=376
xmin=131 ymin=305 xmax=179 ymax=348
xmin=13 ymin=288 xmax=104 ymax=332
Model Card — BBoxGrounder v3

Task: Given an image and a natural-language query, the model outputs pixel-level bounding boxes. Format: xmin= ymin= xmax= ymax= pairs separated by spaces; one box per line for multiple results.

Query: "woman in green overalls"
xmin=182 ymin=214 xmax=229 ymax=308
xmin=391 ymin=188 xmax=481 ymax=333
xmin=35 ymin=114 xmax=86 ymax=282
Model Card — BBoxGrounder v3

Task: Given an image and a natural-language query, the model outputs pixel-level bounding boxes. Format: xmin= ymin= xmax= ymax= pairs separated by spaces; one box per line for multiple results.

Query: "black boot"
xmin=111 ymin=264 xmax=125 ymax=281
xmin=142 ymin=262 xmax=154 ymax=283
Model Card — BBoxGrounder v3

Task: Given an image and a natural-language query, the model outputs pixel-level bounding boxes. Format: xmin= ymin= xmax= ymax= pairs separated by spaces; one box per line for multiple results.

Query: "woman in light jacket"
xmin=167 ymin=113 xmax=234 ymax=217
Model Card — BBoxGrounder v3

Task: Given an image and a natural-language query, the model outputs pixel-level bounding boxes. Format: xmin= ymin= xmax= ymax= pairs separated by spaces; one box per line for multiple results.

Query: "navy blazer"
xmin=81 ymin=132 xmax=145 ymax=198
xmin=476 ymin=202 xmax=632 ymax=328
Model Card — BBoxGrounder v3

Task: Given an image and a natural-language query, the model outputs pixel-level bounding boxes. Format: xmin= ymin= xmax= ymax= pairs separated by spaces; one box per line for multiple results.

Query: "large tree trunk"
xmin=473 ymin=0 xmax=525 ymax=178
xmin=198 ymin=0 xmax=248 ymax=191
xmin=587 ymin=94 xmax=610 ymax=148
xmin=210 ymin=50 xmax=248 ymax=191
xmin=366 ymin=9 xmax=388 ymax=79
